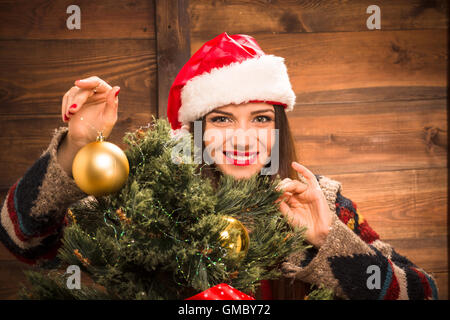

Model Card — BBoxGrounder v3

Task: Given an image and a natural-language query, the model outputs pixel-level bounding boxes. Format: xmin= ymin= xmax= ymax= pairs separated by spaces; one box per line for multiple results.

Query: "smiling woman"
xmin=0 ymin=32 xmax=439 ymax=300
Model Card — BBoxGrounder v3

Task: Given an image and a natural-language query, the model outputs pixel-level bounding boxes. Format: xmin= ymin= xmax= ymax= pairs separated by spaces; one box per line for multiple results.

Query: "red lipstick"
xmin=223 ymin=151 xmax=258 ymax=166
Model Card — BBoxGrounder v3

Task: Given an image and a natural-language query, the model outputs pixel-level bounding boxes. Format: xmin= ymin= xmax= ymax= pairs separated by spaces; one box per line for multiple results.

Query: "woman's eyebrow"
xmin=207 ymin=110 xmax=233 ymax=116
xmin=207 ymin=109 xmax=275 ymax=117
xmin=250 ymin=109 xmax=275 ymax=115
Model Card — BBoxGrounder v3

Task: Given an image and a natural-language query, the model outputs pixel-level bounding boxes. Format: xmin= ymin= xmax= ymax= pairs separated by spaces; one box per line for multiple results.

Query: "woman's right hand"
xmin=57 ymin=76 xmax=120 ymax=177
xmin=61 ymin=76 xmax=121 ymax=148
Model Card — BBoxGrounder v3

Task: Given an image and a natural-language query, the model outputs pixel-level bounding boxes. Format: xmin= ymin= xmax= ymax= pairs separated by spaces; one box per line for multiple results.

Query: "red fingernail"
xmin=64 ymin=114 xmax=70 ymax=121
xmin=70 ymin=104 xmax=77 ymax=109
xmin=115 ymin=88 xmax=120 ymax=97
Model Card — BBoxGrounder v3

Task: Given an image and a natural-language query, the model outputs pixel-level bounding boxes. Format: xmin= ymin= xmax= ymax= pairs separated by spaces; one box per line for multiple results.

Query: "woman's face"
xmin=203 ymin=102 xmax=276 ymax=179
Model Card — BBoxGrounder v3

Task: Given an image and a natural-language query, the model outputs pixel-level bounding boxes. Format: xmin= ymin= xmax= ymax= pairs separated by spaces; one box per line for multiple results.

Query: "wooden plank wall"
xmin=0 ymin=0 xmax=447 ymax=300
xmin=188 ymin=0 xmax=448 ymax=299
xmin=0 ymin=0 xmax=158 ymax=299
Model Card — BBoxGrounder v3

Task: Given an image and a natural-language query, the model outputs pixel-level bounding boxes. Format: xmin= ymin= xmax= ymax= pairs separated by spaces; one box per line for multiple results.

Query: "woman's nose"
xmin=229 ymin=129 xmax=257 ymax=150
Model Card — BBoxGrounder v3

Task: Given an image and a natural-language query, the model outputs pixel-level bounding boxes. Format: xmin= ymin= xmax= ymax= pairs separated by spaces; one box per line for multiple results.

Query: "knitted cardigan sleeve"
xmin=0 ymin=127 xmax=88 ymax=266
xmin=281 ymin=179 xmax=439 ymax=300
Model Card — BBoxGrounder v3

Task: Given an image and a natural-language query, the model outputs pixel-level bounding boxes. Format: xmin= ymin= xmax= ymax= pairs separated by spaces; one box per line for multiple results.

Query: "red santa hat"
xmin=167 ymin=32 xmax=296 ymax=130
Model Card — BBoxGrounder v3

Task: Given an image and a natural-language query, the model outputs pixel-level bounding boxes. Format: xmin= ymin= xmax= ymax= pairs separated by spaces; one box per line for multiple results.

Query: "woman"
xmin=0 ymin=33 xmax=438 ymax=300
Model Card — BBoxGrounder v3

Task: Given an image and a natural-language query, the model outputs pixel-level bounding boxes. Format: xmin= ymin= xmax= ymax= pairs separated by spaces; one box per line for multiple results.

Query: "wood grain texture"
xmin=327 ymin=168 xmax=447 ymax=241
xmin=0 ymin=260 xmax=31 ymax=300
xmin=155 ymin=0 xmax=191 ymax=118
xmin=0 ymin=0 xmax=155 ymax=40
xmin=432 ymin=272 xmax=448 ymax=300
xmin=0 ymin=39 xmax=157 ymax=114
xmin=189 ymin=0 xmax=448 ymax=36
xmin=288 ymin=99 xmax=447 ymax=174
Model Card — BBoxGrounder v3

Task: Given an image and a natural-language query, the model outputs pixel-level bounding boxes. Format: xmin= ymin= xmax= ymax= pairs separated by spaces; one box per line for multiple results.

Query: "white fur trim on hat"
xmin=178 ymin=54 xmax=296 ymax=125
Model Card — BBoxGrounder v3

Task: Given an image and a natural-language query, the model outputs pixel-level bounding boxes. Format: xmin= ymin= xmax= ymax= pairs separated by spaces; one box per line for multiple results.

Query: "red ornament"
xmin=186 ymin=283 xmax=255 ymax=300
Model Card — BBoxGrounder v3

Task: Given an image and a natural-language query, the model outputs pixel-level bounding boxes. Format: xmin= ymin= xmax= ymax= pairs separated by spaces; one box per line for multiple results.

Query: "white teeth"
xmin=225 ymin=153 xmax=257 ymax=161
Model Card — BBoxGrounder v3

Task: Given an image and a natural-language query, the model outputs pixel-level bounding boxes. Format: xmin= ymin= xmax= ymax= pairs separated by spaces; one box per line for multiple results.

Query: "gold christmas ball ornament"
xmin=219 ymin=216 xmax=250 ymax=256
xmin=72 ymin=132 xmax=130 ymax=197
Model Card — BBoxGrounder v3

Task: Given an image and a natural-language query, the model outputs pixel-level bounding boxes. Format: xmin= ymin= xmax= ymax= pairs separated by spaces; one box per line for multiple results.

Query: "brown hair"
xmin=273 ymin=104 xmax=299 ymax=180
xmin=189 ymin=105 xmax=299 ymax=186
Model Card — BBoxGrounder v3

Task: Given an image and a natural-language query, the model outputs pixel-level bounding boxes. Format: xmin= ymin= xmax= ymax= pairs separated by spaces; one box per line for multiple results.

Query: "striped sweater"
xmin=0 ymin=126 xmax=439 ymax=300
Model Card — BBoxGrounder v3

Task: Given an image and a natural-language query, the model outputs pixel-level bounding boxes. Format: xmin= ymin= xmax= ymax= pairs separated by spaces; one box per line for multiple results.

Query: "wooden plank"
xmin=288 ymin=99 xmax=447 ymax=174
xmin=191 ymin=30 xmax=447 ymax=104
xmin=189 ymin=0 xmax=448 ymax=36
xmin=0 ymin=259 xmax=31 ymax=299
xmin=0 ymin=39 xmax=157 ymax=115
xmin=0 ymin=0 xmax=155 ymax=40
xmin=0 ymin=245 xmax=18 ymax=261
xmin=272 ymin=278 xmax=308 ymax=300
xmin=326 ymin=168 xmax=447 ymax=240
xmin=288 ymin=86 xmax=446 ymax=107
xmin=432 ymin=272 xmax=448 ymax=300
xmin=0 ymin=189 xmax=6 ymax=204
xmin=155 ymin=0 xmax=191 ymax=119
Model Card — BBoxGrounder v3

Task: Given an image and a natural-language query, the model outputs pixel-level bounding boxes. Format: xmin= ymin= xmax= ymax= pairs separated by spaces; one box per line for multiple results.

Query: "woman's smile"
xmin=223 ymin=150 xmax=259 ymax=166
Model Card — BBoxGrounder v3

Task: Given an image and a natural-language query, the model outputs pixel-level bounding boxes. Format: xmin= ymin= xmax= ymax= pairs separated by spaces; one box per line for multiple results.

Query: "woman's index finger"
xmin=75 ymin=77 xmax=111 ymax=93
xmin=291 ymin=162 xmax=320 ymax=188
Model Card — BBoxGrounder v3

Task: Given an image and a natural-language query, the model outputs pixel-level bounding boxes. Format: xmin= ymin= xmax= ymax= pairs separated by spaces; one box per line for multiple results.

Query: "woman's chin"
xmin=216 ymin=163 xmax=265 ymax=180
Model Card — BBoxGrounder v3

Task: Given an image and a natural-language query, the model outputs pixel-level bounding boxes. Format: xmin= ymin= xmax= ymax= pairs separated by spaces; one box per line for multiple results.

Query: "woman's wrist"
xmin=56 ymin=134 xmax=83 ymax=178
xmin=313 ymin=225 xmax=332 ymax=249
xmin=311 ymin=199 xmax=333 ymax=248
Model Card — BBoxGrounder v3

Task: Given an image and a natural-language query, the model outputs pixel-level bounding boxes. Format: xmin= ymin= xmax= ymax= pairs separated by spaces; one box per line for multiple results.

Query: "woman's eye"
xmin=210 ymin=116 xmax=231 ymax=123
xmin=253 ymin=115 xmax=272 ymax=123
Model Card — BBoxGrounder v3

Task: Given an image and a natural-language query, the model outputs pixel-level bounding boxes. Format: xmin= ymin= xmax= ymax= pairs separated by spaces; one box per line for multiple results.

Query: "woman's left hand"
xmin=276 ymin=162 xmax=333 ymax=248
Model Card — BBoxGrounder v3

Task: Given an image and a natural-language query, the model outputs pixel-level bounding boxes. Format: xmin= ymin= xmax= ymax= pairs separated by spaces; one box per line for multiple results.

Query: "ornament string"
xmin=75 ymin=111 xmax=106 ymax=141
